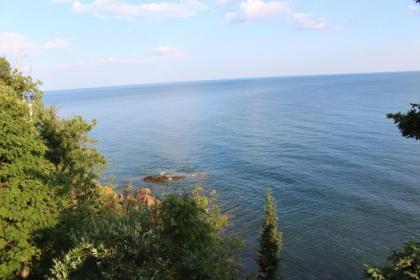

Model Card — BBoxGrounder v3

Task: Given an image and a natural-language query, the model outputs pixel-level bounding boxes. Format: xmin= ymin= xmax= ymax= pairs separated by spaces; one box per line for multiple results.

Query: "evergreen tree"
xmin=258 ymin=186 xmax=282 ymax=280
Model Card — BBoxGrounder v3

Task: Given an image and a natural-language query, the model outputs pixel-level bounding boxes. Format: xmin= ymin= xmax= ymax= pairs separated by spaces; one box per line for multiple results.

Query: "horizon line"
xmin=44 ymin=69 xmax=420 ymax=93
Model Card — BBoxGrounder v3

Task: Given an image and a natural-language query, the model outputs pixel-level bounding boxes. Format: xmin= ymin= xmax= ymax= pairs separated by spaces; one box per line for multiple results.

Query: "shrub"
xmin=365 ymin=241 xmax=420 ymax=280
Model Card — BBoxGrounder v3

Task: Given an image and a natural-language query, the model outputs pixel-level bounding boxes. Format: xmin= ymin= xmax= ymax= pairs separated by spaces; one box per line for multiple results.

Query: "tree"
xmin=387 ymin=104 xmax=420 ymax=140
xmin=386 ymin=3 xmax=420 ymax=139
xmin=258 ymin=187 xmax=282 ymax=280
xmin=379 ymin=32 xmax=420 ymax=276
xmin=37 ymin=107 xmax=107 ymax=205
xmin=365 ymin=241 xmax=420 ymax=280
xmin=0 ymin=57 xmax=108 ymax=278
xmin=0 ymin=58 xmax=44 ymax=119
xmin=0 ymin=83 xmax=58 ymax=279
xmin=159 ymin=192 xmax=238 ymax=279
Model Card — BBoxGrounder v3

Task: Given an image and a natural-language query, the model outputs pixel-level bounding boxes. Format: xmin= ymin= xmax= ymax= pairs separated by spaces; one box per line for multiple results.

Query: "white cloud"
xmin=148 ymin=46 xmax=187 ymax=58
xmin=58 ymin=46 xmax=187 ymax=68
xmin=0 ymin=32 xmax=73 ymax=58
xmin=223 ymin=0 xmax=289 ymax=23
xmin=223 ymin=0 xmax=340 ymax=30
xmin=58 ymin=57 xmax=125 ymax=68
xmin=44 ymin=38 xmax=72 ymax=49
xmin=0 ymin=33 xmax=38 ymax=56
xmin=57 ymin=0 xmax=207 ymax=21
xmin=409 ymin=4 xmax=420 ymax=14
xmin=216 ymin=0 xmax=233 ymax=6
xmin=288 ymin=12 xmax=327 ymax=30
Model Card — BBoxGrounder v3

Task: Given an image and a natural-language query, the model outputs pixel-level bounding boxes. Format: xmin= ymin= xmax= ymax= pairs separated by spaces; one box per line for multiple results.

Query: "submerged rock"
xmin=143 ymin=173 xmax=186 ymax=183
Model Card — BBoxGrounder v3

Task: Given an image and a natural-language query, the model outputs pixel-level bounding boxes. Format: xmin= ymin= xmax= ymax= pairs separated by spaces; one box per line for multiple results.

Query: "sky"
xmin=0 ymin=0 xmax=419 ymax=90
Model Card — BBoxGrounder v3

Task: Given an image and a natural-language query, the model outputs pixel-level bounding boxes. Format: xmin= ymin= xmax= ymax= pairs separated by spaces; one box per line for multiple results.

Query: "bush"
xmin=46 ymin=188 xmax=241 ymax=279
xmin=365 ymin=241 xmax=420 ymax=280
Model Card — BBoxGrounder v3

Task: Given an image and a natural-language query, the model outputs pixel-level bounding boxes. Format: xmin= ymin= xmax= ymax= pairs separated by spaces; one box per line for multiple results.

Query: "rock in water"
xmin=143 ymin=174 xmax=185 ymax=183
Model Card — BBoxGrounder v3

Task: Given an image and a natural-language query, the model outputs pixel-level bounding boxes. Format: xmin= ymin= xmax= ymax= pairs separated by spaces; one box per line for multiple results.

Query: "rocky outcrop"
xmin=134 ymin=188 xmax=158 ymax=206
xmin=95 ymin=181 xmax=158 ymax=208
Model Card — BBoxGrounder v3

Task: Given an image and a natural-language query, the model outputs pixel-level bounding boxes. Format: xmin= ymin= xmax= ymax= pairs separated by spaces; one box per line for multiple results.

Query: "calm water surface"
xmin=45 ymin=72 xmax=420 ymax=279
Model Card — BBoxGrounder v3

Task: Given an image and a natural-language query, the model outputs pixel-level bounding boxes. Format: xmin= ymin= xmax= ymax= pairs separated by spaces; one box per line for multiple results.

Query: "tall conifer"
xmin=258 ymin=186 xmax=282 ymax=280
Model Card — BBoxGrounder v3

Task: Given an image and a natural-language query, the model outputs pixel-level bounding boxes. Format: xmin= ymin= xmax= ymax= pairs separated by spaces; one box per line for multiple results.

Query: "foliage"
xmin=384 ymin=56 xmax=420 ymax=279
xmin=258 ymin=187 xmax=282 ymax=280
xmin=0 ymin=58 xmax=43 ymax=118
xmin=48 ymin=241 xmax=110 ymax=280
xmin=365 ymin=241 xmax=420 ymax=280
xmin=0 ymin=58 xmax=242 ymax=279
xmin=387 ymin=104 xmax=420 ymax=140
xmin=0 ymin=58 xmax=39 ymax=97
xmin=37 ymin=107 xmax=107 ymax=207
xmin=159 ymin=190 xmax=240 ymax=279
xmin=45 ymin=188 xmax=241 ymax=280
xmin=0 ymin=83 xmax=58 ymax=279
xmin=0 ymin=57 xmax=109 ymax=279
xmin=70 ymin=206 xmax=163 ymax=279
xmin=31 ymin=183 xmax=121 ymax=278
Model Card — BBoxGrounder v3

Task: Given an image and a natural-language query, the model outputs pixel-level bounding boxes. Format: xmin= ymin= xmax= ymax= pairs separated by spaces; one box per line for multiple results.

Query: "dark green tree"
xmin=365 ymin=241 xmax=420 ymax=280
xmin=258 ymin=187 xmax=282 ymax=280
xmin=37 ymin=107 xmax=107 ymax=205
xmin=0 ymin=83 xmax=58 ymax=279
xmin=0 ymin=58 xmax=44 ymax=119
xmin=0 ymin=57 xmax=108 ymax=278
xmin=387 ymin=104 xmax=420 ymax=140
xmin=388 ymin=0 xmax=420 ymax=137
xmin=159 ymin=193 xmax=234 ymax=279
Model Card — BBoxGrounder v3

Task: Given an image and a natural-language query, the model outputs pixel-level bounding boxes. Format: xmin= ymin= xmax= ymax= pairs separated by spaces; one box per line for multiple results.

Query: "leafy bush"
xmin=48 ymin=241 xmax=110 ymax=280
xmin=365 ymin=241 xmax=420 ymax=280
xmin=47 ymin=188 xmax=241 ymax=279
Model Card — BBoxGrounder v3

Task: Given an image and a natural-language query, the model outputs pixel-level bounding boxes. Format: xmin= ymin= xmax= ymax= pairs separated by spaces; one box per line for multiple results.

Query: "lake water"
xmin=45 ymin=72 xmax=420 ymax=279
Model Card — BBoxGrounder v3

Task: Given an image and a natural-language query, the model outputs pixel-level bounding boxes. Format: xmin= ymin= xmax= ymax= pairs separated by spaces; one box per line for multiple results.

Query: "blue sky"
xmin=1 ymin=0 xmax=419 ymax=90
